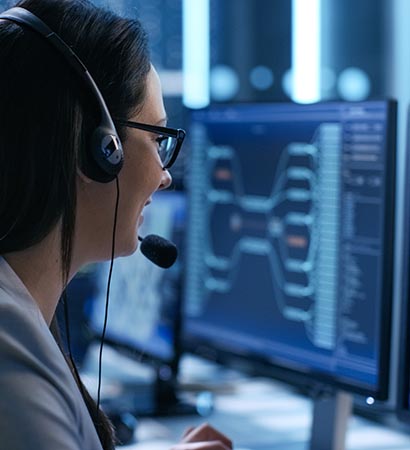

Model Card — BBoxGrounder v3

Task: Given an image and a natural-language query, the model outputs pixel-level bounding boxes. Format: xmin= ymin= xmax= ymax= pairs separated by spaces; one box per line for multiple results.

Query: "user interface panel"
xmin=184 ymin=101 xmax=396 ymax=397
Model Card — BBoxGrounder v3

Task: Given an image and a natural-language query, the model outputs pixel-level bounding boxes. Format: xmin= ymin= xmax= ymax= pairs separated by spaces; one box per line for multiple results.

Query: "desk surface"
xmin=111 ymin=355 xmax=410 ymax=450
xmin=82 ymin=347 xmax=410 ymax=450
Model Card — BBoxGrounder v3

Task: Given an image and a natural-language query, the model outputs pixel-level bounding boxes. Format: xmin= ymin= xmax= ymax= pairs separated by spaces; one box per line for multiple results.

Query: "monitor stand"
xmin=103 ymin=364 xmax=199 ymax=418
xmin=103 ymin=364 xmax=199 ymax=445
xmin=81 ymin=345 xmax=199 ymax=420
xmin=309 ymin=389 xmax=353 ymax=450
xmin=153 ymin=365 xmax=199 ymax=416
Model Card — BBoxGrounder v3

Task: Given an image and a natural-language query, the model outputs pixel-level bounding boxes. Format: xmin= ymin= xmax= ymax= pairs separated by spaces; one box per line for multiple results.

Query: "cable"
xmin=97 ymin=175 xmax=120 ymax=418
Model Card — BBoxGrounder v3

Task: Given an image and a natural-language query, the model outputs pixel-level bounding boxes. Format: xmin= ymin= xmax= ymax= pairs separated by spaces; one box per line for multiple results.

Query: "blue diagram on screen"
xmin=184 ymin=102 xmax=393 ymax=391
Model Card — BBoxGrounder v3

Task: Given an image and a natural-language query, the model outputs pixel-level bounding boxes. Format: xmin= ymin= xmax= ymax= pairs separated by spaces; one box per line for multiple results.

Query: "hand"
xmin=170 ymin=423 xmax=233 ymax=450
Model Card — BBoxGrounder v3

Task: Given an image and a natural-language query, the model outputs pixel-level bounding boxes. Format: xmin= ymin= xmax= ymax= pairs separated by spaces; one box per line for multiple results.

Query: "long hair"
xmin=0 ymin=0 xmax=151 ymax=448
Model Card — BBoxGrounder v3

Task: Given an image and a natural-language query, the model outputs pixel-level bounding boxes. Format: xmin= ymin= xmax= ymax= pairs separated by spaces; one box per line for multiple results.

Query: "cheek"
xmin=116 ymin=156 xmax=156 ymax=231
xmin=109 ymin=158 xmax=162 ymax=257
xmin=121 ymin=149 xmax=162 ymax=198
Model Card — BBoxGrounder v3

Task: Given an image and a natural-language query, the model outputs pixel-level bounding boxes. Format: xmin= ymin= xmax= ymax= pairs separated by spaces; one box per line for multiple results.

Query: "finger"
xmin=183 ymin=423 xmax=232 ymax=449
xmin=171 ymin=440 xmax=232 ymax=450
xmin=182 ymin=426 xmax=196 ymax=438
xmin=182 ymin=423 xmax=233 ymax=449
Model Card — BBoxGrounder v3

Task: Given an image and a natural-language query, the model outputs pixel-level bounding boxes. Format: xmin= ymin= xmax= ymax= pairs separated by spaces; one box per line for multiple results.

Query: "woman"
xmin=0 ymin=0 xmax=232 ymax=449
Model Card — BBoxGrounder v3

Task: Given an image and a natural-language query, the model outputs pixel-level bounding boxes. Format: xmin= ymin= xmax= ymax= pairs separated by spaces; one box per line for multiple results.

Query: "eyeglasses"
xmin=116 ymin=119 xmax=186 ymax=169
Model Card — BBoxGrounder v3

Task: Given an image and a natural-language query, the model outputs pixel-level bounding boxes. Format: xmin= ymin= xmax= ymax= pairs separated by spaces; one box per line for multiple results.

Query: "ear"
xmin=77 ymin=168 xmax=93 ymax=184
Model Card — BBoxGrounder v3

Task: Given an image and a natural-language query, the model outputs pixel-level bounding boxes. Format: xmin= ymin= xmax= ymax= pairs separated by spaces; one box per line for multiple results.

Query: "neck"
xmin=3 ymin=226 xmax=72 ymax=325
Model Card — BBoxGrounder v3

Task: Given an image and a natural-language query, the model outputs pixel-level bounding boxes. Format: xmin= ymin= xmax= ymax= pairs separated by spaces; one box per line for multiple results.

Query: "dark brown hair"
xmin=0 ymin=0 xmax=151 ymax=447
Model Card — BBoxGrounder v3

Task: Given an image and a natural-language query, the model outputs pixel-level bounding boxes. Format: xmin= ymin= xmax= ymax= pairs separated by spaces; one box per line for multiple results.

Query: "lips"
xmin=138 ymin=199 xmax=151 ymax=227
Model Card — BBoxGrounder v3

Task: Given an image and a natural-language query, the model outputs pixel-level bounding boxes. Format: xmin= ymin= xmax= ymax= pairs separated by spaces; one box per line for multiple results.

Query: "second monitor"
xmin=88 ymin=189 xmax=189 ymax=417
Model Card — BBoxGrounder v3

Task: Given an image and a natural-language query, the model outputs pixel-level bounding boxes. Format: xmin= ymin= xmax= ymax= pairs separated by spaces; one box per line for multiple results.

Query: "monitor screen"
xmin=89 ymin=189 xmax=186 ymax=367
xmin=183 ymin=101 xmax=396 ymax=399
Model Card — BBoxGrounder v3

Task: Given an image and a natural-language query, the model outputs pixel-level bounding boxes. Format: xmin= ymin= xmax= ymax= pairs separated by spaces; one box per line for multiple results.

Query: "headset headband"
xmin=0 ymin=6 xmax=124 ymax=183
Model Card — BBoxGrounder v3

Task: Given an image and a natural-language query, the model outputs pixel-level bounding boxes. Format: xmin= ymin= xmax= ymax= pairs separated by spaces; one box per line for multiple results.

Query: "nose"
xmin=158 ymin=168 xmax=172 ymax=191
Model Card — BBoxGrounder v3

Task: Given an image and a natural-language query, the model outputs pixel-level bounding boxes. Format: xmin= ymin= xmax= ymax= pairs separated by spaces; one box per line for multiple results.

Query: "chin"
xmin=116 ymin=235 xmax=139 ymax=258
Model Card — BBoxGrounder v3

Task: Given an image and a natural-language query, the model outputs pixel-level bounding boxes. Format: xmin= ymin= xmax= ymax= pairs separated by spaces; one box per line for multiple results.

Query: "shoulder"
xmin=0 ymin=286 xmax=67 ymax=383
xmin=0 ymin=289 xmax=102 ymax=450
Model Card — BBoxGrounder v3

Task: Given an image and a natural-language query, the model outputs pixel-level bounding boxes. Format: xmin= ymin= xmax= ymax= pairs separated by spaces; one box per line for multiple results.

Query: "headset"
xmin=0 ymin=6 xmax=124 ymax=183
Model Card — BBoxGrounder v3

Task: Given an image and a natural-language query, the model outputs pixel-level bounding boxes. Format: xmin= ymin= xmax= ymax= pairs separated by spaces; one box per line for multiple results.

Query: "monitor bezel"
xmin=397 ymin=105 xmax=410 ymax=422
xmin=183 ymin=99 xmax=397 ymax=400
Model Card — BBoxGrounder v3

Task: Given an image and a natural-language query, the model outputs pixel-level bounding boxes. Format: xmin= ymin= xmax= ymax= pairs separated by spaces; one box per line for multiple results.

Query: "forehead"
xmin=136 ymin=67 xmax=166 ymax=124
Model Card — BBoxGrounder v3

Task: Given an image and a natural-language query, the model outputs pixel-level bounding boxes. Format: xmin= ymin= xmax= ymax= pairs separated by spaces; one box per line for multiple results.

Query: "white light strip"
xmin=292 ymin=0 xmax=321 ymax=103
xmin=182 ymin=0 xmax=210 ymax=109
xmin=158 ymin=70 xmax=183 ymax=97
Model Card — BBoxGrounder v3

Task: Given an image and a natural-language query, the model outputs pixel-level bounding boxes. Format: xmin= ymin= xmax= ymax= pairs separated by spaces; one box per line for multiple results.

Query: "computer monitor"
xmin=183 ymin=100 xmax=397 ymax=449
xmin=87 ymin=189 xmax=190 ymax=416
xmin=398 ymin=267 xmax=410 ymax=423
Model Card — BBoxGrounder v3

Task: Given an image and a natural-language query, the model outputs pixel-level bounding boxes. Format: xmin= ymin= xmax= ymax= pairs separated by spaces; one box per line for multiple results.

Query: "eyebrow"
xmin=155 ymin=116 xmax=168 ymax=126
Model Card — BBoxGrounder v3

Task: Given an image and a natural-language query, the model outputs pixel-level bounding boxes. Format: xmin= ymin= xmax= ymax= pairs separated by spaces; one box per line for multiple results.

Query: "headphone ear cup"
xmin=0 ymin=7 xmax=124 ymax=184
xmin=81 ymin=126 xmax=124 ymax=183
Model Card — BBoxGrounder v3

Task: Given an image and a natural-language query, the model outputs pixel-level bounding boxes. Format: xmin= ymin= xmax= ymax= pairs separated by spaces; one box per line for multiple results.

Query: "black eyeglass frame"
xmin=116 ymin=119 xmax=186 ymax=169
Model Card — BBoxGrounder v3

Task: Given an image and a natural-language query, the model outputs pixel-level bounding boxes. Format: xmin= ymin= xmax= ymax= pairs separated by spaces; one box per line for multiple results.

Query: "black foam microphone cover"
xmin=139 ymin=234 xmax=178 ymax=268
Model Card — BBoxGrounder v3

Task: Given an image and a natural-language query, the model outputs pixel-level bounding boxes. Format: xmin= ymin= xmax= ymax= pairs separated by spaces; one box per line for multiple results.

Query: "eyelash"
xmin=155 ymin=136 xmax=167 ymax=146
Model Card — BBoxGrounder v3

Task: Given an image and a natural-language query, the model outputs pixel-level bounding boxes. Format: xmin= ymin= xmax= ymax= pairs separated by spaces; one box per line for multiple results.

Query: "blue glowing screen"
xmin=184 ymin=101 xmax=396 ymax=394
